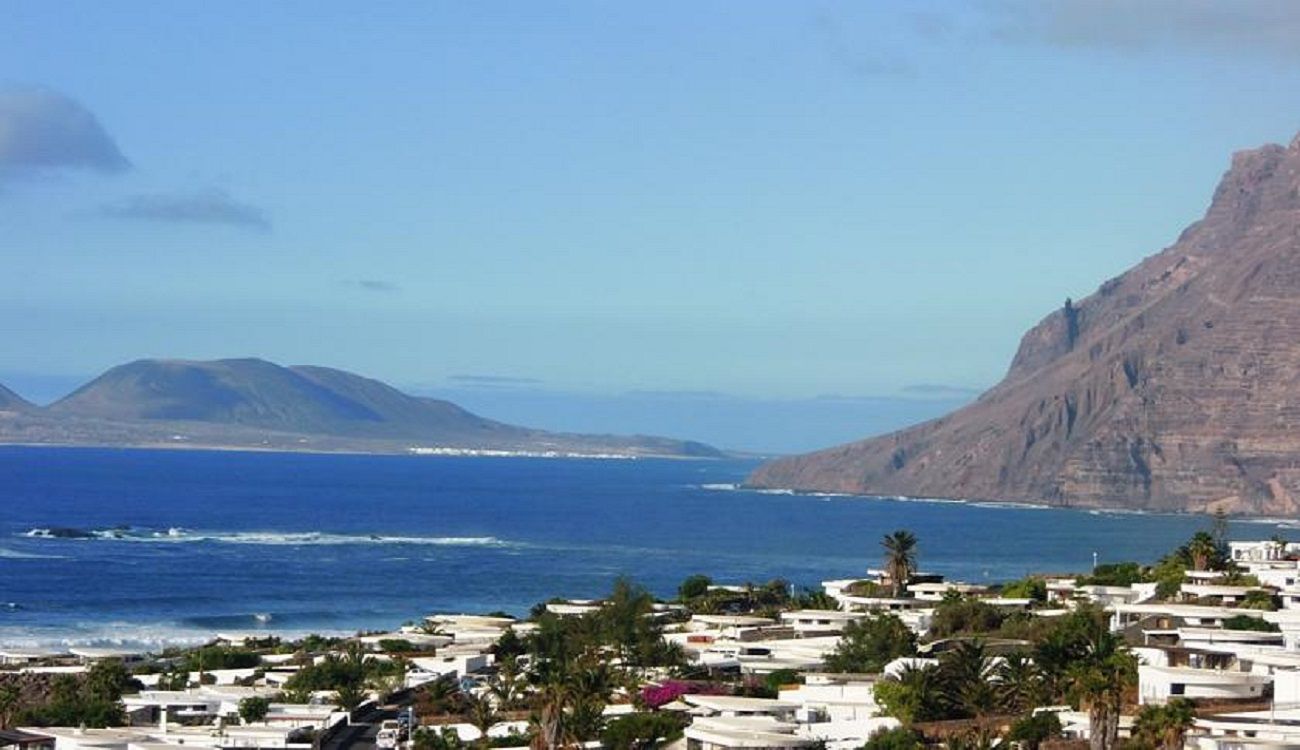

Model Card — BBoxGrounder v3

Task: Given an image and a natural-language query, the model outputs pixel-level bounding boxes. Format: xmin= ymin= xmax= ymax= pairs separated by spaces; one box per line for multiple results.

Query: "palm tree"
xmin=335 ymin=682 xmax=366 ymax=723
xmin=877 ymin=663 xmax=942 ymax=724
xmin=1133 ymin=699 xmax=1196 ymax=750
xmin=882 ymin=530 xmax=918 ymax=597
xmin=463 ymin=692 xmax=500 ymax=750
xmin=996 ymin=651 xmax=1044 ymax=714
xmin=492 ymin=656 xmax=528 ymax=711
xmin=939 ymin=641 xmax=997 ymax=718
xmin=1066 ymin=621 xmax=1138 ymax=750
xmin=1187 ymin=532 xmax=1218 ymax=572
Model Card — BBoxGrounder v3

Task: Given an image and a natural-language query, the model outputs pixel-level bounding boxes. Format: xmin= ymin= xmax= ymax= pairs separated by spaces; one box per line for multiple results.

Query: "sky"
xmin=4 ymin=1 xmax=1300 ymax=452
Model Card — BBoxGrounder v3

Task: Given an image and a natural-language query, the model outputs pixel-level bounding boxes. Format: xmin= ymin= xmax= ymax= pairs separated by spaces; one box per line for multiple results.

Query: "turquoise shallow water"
xmin=0 ymin=446 xmax=1280 ymax=648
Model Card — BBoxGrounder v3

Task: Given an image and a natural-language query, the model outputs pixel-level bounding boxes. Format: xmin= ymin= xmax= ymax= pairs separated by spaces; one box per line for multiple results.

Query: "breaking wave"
xmin=0 ymin=546 xmax=65 ymax=560
xmin=21 ymin=527 xmax=515 ymax=548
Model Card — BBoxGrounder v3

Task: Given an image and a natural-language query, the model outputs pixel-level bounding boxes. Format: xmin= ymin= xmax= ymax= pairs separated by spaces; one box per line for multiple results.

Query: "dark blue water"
xmin=0 ymin=447 xmax=1285 ymax=648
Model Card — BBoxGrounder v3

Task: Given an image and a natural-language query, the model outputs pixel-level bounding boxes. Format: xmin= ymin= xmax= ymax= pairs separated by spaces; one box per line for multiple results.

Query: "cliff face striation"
xmin=748 ymin=133 xmax=1300 ymax=515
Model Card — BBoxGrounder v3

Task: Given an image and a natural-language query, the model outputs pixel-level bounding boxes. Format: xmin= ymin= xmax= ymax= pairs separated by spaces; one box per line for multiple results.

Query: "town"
xmin=3 ymin=525 xmax=1299 ymax=750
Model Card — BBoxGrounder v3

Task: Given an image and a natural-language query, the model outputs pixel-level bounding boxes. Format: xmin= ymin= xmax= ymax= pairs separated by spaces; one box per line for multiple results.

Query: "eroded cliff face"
xmin=748 ymin=134 xmax=1300 ymax=516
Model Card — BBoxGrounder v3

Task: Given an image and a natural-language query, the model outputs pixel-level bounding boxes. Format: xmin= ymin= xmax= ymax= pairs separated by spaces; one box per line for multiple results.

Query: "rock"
xmin=747 ymin=132 xmax=1300 ymax=516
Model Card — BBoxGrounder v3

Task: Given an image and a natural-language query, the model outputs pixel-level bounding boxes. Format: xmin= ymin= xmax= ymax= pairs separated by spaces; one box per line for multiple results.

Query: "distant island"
xmin=750 ymin=132 xmax=1300 ymax=517
xmin=0 ymin=358 xmax=724 ymax=459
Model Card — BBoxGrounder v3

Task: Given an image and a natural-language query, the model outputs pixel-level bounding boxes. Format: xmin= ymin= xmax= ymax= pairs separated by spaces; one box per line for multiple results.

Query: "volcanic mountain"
xmin=4 ymin=358 xmax=722 ymax=458
xmin=0 ymin=383 xmax=33 ymax=413
xmin=748 ymin=133 xmax=1300 ymax=516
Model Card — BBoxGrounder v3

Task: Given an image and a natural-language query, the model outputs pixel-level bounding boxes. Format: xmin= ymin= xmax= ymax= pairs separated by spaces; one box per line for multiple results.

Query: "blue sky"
xmin=4 ymin=2 xmax=1300 ymax=451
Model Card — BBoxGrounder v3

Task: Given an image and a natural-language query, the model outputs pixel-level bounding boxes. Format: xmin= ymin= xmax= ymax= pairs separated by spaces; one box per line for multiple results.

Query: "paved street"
xmin=321 ymin=703 xmax=401 ymax=750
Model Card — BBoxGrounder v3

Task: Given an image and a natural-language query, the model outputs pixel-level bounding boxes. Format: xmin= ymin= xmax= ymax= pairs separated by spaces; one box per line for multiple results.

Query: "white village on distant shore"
xmin=6 ymin=532 xmax=1300 ymax=750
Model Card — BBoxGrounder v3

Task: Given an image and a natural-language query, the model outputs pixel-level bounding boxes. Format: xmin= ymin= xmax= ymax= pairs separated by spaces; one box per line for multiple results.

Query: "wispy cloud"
xmin=344 ymin=279 xmax=401 ymax=293
xmin=99 ymin=188 xmax=270 ymax=231
xmin=984 ymin=0 xmax=1300 ymax=59
xmin=0 ymin=87 xmax=129 ymax=176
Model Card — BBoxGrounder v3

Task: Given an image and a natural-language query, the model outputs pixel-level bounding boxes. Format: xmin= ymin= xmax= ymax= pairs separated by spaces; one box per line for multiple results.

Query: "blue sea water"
xmin=0 ymin=447 xmax=1289 ymax=649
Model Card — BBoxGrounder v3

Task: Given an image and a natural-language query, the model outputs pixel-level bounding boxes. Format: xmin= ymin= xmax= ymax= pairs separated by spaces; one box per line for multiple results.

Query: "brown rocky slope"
xmin=748 ymin=133 xmax=1300 ymax=516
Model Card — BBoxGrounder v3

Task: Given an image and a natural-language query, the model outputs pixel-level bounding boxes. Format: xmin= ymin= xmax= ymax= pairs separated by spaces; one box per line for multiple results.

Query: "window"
xmin=1171 ymin=684 xmax=1186 ymax=695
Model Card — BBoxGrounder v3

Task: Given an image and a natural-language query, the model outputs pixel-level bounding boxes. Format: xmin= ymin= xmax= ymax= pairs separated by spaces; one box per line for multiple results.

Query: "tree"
xmin=1187 ymin=532 xmax=1218 ymax=572
xmin=463 ymin=692 xmax=500 ymax=750
xmin=415 ymin=726 xmax=468 ymax=750
xmin=929 ymin=598 xmax=1006 ymax=639
xmin=1007 ymin=711 xmax=1062 ymax=750
xmin=492 ymin=655 xmax=528 ymax=711
xmin=938 ymin=641 xmax=997 ymax=718
xmin=794 ymin=589 xmax=839 ymax=610
xmin=600 ymin=712 xmax=687 ymax=750
xmin=996 ymin=652 xmax=1044 ymax=714
xmin=0 ymin=682 xmax=22 ymax=730
xmin=1132 ymin=699 xmax=1196 ymax=750
xmin=157 ymin=666 xmax=190 ymax=691
xmin=335 ymin=682 xmax=366 ymax=717
xmin=875 ymin=664 xmax=944 ymax=724
xmin=824 ymin=615 xmax=917 ymax=674
xmin=1000 ymin=577 xmax=1047 ymax=602
xmin=1033 ymin=606 xmax=1107 ymax=702
xmin=1065 ymin=619 xmax=1137 ymax=750
xmin=238 ymin=696 xmax=271 ymax=724
xmin=677 ymin=574 xmax=712 ymax=601
xmin=862 ymin=726 xmax=922 ymax=750
xmin=882 ymin=531 xmax=919 ymax=597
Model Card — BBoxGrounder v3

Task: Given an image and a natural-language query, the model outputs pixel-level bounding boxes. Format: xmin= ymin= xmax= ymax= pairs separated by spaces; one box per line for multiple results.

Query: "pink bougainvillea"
xmin=640 ymin=679 xmax=729 ymax=709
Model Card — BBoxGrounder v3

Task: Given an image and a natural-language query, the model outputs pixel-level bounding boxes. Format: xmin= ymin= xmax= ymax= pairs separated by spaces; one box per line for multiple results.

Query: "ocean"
xmin=0 ymin=447 xmax=1284 ymax=649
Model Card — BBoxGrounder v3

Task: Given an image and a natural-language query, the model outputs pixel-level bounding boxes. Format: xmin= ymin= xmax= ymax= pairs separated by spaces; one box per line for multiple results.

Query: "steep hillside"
xmin=0 ymin=383 xmax=33 ymax=413
xmin=748 ymin=133 xmax=1300 ymax=515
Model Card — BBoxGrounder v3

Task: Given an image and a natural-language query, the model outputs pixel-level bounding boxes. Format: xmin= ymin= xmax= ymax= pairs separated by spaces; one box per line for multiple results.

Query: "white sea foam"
xmin=0 ymin=547 xmax=64 ymax=560
xmin=0 ymin=621 xmax=353 ymax=650
xmin=700 ymin=483 xmax=739 ymax=491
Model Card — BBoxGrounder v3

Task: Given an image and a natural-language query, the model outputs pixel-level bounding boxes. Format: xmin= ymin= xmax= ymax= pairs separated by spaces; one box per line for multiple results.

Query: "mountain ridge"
xmin=4 ymin=358 xmax=722 ymax=458
xmin=747 ymin=132 xmax=1300 ymax=516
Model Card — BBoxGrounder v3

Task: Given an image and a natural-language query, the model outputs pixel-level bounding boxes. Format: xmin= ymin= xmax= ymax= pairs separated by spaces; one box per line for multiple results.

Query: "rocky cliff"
xmin=748 ymin=133 xmax=1300 ymax=516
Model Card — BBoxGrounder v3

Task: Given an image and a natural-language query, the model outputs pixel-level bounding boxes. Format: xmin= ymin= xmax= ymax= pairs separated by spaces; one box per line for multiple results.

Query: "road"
xmin=321 ymin=703 xmax=401 ymax=750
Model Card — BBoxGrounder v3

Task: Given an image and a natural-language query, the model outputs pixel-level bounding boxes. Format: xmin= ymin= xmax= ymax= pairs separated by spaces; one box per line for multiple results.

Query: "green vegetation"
xmin=927 ymin=596 xmax=1006 ymax=639
xmin=677 ymin=574 xmax=712 ymax=601
xmin=1079 ymin=562 xmax=1146 ymax=587
xmin=600 ymin=711 xmax=688 ymax=750
xmin=1130 ymin=699 xmax=1196 ymax=750
xmin=238 ymin=695 xmax=271 ymax=724
xmin=999 ymin=577 xmax=1047 ymax=602
xmin=509 ymin=579 xmax=687 ymax=749
xmin=378 ymin=638 xmax=417 ymax=653
xmin=17 ymin=661 xmax=140 ymax=728
xmin=861 ymin=725 xmax=923 ymax=750
xmin=180 ymin=645 xmax=262 ymax=672
xmin=882 ymin=530 xmax=919 ymax=597
xmin=1006 ymin=711 xmax=1062 ymax=750
xmin=873 ymin=605 xmax=1136 ymax=750
xmin=281 ymin=643 xmax=404 ymax=705
xmin=1223 ymin=614 xmax=1280 ymax=632
xmin=675 ymin=577 xmax=793 ymax=617
xmin=823 ymin=615 xmax=917 ymax=673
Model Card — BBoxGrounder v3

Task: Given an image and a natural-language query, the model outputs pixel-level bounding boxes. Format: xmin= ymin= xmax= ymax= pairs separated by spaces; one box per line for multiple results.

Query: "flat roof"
xmin=684 ymin=694 xmax=799 ymax=712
